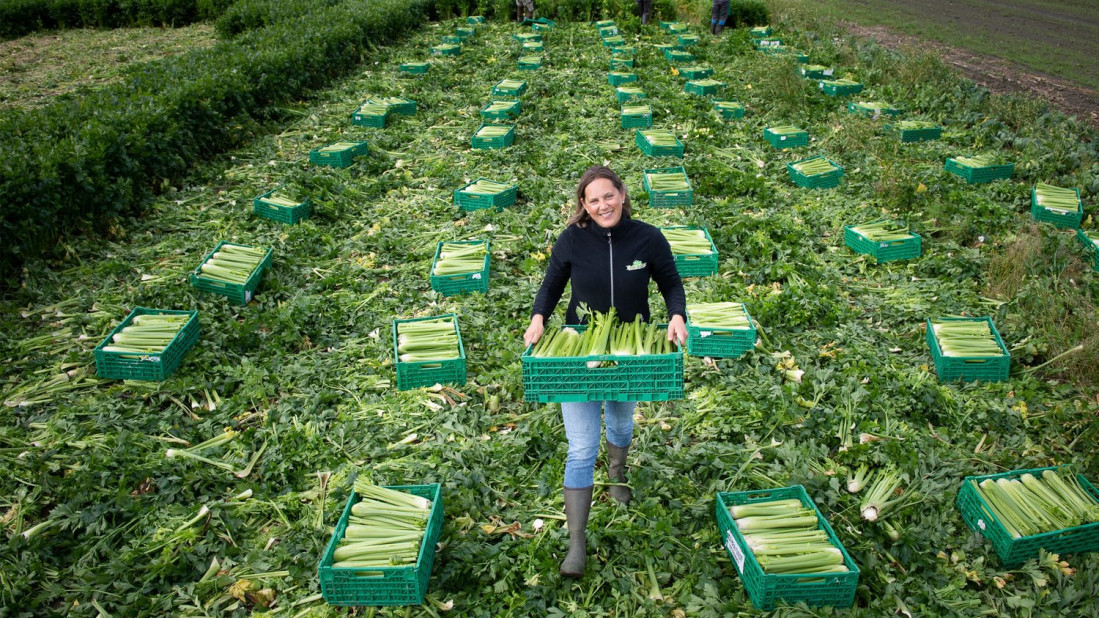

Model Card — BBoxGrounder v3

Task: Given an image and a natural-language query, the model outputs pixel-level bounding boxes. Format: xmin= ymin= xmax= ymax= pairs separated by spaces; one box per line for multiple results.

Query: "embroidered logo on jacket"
xmin=625 ymin=260 xmax=647 ymax=271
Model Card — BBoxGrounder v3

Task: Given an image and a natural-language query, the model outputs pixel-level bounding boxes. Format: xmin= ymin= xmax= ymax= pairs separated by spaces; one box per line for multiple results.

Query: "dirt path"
xmin=840 ymin=22 xmax=1099 ymax=131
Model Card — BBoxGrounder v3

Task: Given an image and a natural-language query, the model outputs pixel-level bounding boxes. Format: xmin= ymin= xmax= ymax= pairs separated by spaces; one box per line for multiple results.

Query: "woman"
xmin=523 ymin=165 xmax=687 ymax=578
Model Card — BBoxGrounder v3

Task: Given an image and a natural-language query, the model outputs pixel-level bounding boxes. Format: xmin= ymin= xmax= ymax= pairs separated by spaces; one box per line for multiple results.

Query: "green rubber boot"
xmin=606 ymin=441 xmax=632 ymax=505
xmin=560 ymin=486 xmax=592 ymax=578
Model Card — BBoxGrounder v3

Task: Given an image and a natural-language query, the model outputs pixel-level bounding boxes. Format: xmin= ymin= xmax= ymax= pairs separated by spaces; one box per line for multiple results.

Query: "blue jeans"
xmin=562 ymin=401 xmax=636 ymax=489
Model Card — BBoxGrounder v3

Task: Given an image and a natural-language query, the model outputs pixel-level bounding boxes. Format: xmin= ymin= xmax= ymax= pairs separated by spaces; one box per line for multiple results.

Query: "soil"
xmin=839 ymin=22 xmax=1099 ymax=131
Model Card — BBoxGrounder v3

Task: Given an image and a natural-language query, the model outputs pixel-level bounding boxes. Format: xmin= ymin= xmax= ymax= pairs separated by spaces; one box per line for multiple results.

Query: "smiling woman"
xmin=522 ymin=165 xmax=688 ymax=578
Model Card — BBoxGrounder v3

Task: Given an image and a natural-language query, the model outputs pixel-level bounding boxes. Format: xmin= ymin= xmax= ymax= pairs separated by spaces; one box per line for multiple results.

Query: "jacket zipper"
xmin=607 ymin=231 xmax=614 ymax=307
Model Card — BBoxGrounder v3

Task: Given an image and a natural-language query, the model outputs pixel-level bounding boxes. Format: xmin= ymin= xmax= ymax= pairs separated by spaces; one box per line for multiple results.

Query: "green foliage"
xmin=0 ymin=0 xmax=234 ymax=38
xmin=0 ymin=0 xmax=434 ymax=281
xmin=727 ymin=0 xmax=768 ymax=28
xmin=215 ymin=0 xmax=344 ymax=38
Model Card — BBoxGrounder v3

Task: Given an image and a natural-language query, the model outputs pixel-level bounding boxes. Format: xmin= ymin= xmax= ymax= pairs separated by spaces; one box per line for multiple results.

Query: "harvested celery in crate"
xmin=190 ymin=242 xmax=273 ymax=305
xmin=636 ymin=129 xmax=684 ymax=157
xmin=686 ymin=302 xmax=756 ymax=358
xmin=685 ymin=79 xmax=725 ymax=96
xmin=430 ymin=240 xmax=490 ymax=296
xmin=944 ymin=154 xmax=1014 ymax=184
xmin=616 ymin=86 xmax=646 ymax=103
xmin=714 ymin=100 xmax=745 ymax=119
xmin=643 ymin=166 xmax=691 ymax=208
xmin=94 ymin=308 xmax=199 ymax=381
xmin=620 ymin=103 xmax=652 ymax=129
xmin=925 ymin=317 xmax=1009 ymax=382
xmin=661 ymin=226 xmax=717 ymax=277
xmin=253 ymin=187 xmax=311 ymax=225
xmin=471 ymin=124 xmax=515 ymax=150
xmin=787 ymin=156 xmax=843 ymax=189
xmin=843 ymin=220 xmax=921 ymax=262
xmin=764 ymin=125 xmax=808 ymax=148
xmin=847 ymin=101 xmax=901 ymax=118
xmin=392 ymin=314 xmax=466 ymax=390
xmin=1031 ymin=183 xmax=1082 ymax=229
xmin=453 ymin=178 xmax=518 ymax=211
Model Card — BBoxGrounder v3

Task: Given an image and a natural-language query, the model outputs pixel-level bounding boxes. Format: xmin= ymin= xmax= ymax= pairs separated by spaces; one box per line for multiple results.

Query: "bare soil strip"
xmin=842 ymin=22 xmax=1099 ymax=130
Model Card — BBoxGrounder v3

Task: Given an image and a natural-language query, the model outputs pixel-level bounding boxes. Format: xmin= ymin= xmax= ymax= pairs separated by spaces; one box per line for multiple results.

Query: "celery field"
xmin=3 ymin=8 xmax=1099 ymax=617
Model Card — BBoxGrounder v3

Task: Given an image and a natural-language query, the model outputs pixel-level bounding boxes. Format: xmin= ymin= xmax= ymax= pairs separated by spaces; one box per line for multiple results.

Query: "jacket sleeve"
xmin=650 ymin=230 xmax=687 ymax=320
xmin=531 ymin=229 xmax=571 ymax=320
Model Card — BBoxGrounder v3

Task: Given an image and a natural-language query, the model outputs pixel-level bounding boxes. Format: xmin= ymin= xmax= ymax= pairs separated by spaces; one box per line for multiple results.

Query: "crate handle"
xmin=416 ymin=363 xmax=443 ymax=369
xmin=585 ymin=361 xmax=620 ymax=370
xmin=962 ymin=359 xmax=989 ymax=364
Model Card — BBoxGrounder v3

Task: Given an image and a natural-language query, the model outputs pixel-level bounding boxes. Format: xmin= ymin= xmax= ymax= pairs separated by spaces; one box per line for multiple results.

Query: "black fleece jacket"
xmin=531 ymin=215 xmax=687 ymax=325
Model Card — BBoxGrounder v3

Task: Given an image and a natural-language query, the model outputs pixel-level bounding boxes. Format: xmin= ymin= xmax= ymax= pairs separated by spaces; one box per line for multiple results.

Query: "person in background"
xmin=523 ymin=165 xmax=687 ymax=578
xmin=637 ymin=0 xmax=652 ymax=25
xmin=516 ymin=0 xmax=534 ymax=23
xmin=711 ymin=0 xmax=729 ymax=35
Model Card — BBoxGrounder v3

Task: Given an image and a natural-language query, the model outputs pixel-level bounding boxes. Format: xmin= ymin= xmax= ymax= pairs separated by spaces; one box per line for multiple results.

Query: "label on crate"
xmin=726 ymin=531 xmax=746 ymax=573
xmin=700 ymin=331 xmax=712 ymax=338
xmin=824 ymin=69 xmax=834 ymax=76
xmin=977 ymin=518 xmax=986 ymax=531
xmin=872 ymin=110 xmax=882 ymax=120
xmin=245 ymin=291 xmax=254 ymax=303
xmin=472 ymin=273 xmax=482 ymax=280
xmin=780 ymin=135 xmax=787 ymax=141
xmin=144 ymin=356 xmax=161 ymax=363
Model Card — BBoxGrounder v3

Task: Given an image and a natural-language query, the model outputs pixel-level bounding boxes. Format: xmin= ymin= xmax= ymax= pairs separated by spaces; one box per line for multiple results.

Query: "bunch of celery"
xmin=101 ymin=314 xmax=189 ymax=355
xmin=530 ymin=308 xmax=675 ymax=360
xmin=951 ymin=154 xmax=996 ymax=168
xmin=396 ymin=317 xmax=460 ymax=363
xmin=459 ymin=178 xmax=512 ymax=196
xmin=644 ymin=169 xmax=688 ymax=192
xmin=196 ymin=244 xmax=267 ymax=285
xmin=790 ymin=157 xmax=839 ymax=176
xmin=766 ymin=125 xmax=804 ymax=137
xmin=860 ymin=468 xmax=906 ymax=521
xmin=331 ymin=480 xmax=433 ymax=569
xmin=850 ymin=220 xmax=913 ymax=242
xmin=895 ymin=120 xmax=939 ymax=130
xmin=687 ymin=302 xmax=750 ymax=330
xmin=730 ymin=498 xmax=849 ymax=574
xmin=1033 ymin=183 xmax=1081 ymax=214
xmin=475 ymin=125 xmax=511 ymax=139
xmin=930 ymin=319 xmax=1004 ymax=357
xmin=433 ymin=242 xmax=487 ymax=276
xmin=661 ymin=228 xmax=713 ymax=255
xmin=970 ymin=469 xmax=1099 ymax=539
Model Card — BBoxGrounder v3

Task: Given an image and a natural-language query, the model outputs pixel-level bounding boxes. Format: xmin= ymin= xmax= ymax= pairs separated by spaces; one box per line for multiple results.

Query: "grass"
xmin=2 ymin=14 xmax=1099 ymax=617
xmin=0 ymin=23 xmax=217 ymax=109
xmin=798 ymin=0 xmax=1099 ymax=91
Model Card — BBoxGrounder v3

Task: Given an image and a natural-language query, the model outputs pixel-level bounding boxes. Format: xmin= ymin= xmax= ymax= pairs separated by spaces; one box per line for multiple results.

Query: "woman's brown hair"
xmin=566 ymin=165 xmax=632 ymax=227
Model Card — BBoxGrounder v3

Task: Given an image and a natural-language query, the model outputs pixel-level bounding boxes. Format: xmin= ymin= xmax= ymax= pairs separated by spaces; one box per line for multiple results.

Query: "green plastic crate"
xmin=843 ymin=223 xmax=921 ymax=263
xmin=598 ymin=26 xmax=618 ymax=38
xmin=956 ymin=466 xmax=1099 ymax=567
xmin=620 ymin=104 xmax=652 ymax=129
xmin=480 ymin=99 xmax=521 ymax=121
xmin=662 ymin=226 xmax=717 ymax=277
xmin=819 ymin=80 xmax=863 ymax=96
xmin=518 ymin=55 xmax=542 ymax=70
xmin=467 ymin=15 xmax=485 ymax=24
xmin=677 ymin=34 xmax=699 ymax=46
xmin=521 ymin=327 xmax=684 ymax=403
xmin=602 ymin=35 xmax=625 ymax=46
xmin=609 ymin=57 xmax=634 ymax=71
xmin=253 ymin=188 xmax=312 ymax=225
xmin=668 ymin=23 xmax=688 ymax=33
xmin=609 ymin=45 xmax=636 ymax=57
xmin=455 ymin=27 xmax=474 ymax=37
xmin=430 ymin=240 xmax=490 ymax=297
xmin=925 ymin=317 xmax=1010 ymax=382
xmin=891 ymin=123 xmax=942 ymax=143
xmin=370 ymin=97 xmax=416 ymax=116
xmin=616 ymin=87 xmax=646 ymax=104
xmin=799 ymin=65 xmax=832 ymax=80
xmin=659 ymin=21 xmax=680 ymax=31
xmin=685 ymin=79 xmax=724 ymax=96
xmin=1031 ymin=185 xmax=1082 ymax=229
xmin=714 ymin=100 xmax=745 ymax=120
xmin=608 ymin=72 xmax=638 ymax=86
xmin=665 ymin=50 xmax=694 ymax=63
xmin=643 ymin=166 xmax=692 ymax=208
xmin=533 ymin=22 xmax=552 ymax=32
xmin=514 ymin=32 xmax=542 ymax=43
xmin=594 ymin=19 xmax=615 ymax=27
xmin=471 ymin=124 xmax=515 ymax=150
xmin=944 ymin=158 xmax=1014 ymax=184
xmin=636 ymin=130 xmax=684 ymax=157
xmin=679 ymin=65 xmax=713 ymax=79
xmin=318 ymin=484 xmax=444 ymax=606
xmin=440 ymin=35 xmax=462 ymax=45
xmin=399 ymin=62 xmax=430 ymax=75
xmin=309 ymin=141 xmax=369 ymax=168
xmin=94 ymin=308 xmax=199 ymax=381
xmin=848 ymin=101 xmax=902 ymax=119
xmin=492 ymin=79 xmax=527 ymax=97
xmin=787 ymin=156 xmax=843 ymax=189
xmin=351 ymin=103 xmax=389 ymax=128
xmin=756 ymin=38 xmax=783 ymax=49
xmin=189 ymin=242 xmax=273 ymax=305
xmin=1076 ymin=229 xmax=1099 ymax=271
xmin=393 ymin=314 xmax=466 ymax=390
xmin=687 ymin=304 xmax=756 ymax=359
xmin=653 ymin=43 xmax=675 ymax=53
xmin=749 ymin=26 xmax=772 ymax=38
xmin=453 ymin=178 xmax=518 ymax=211
xmin=716 ymin=486 xmax=860 ymax=610
xmin=522 ymin=41 xmax=543 ymax=53
xmin=431 ymin=44 xmax=461 ymax=56
xmin=764 ymin=127 xmax=808 ymax=149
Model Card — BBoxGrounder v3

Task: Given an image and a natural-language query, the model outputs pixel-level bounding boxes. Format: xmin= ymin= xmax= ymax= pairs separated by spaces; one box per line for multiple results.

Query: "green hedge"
xmin=215 ymin=0 xmax=343 ymax=38
xmin=0 ymin=0 xmax=234 ymax=39
xmin=0 ymin=0 xmax=432 ymax=276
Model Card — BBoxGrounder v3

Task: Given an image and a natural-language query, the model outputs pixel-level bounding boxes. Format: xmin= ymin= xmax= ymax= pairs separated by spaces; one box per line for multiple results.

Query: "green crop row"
xmin=215 ymin=0 xmax=343 ymax=38
xmin=0 ymin=0 xmax=234 ymax=39
xmin=0 ymin=0 xmax=432 ymax=280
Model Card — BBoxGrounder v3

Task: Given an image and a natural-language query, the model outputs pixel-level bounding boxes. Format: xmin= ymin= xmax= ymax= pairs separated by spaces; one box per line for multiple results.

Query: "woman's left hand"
xmin=666 ymin=314 xmax=687 ymax=346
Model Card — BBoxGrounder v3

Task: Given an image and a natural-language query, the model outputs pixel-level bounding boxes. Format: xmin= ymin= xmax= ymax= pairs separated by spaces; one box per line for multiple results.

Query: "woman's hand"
xmin=666 ymin=314 xmax=687 ymax=346
xmin=523 ymin=315 xmax=545 ymax=347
